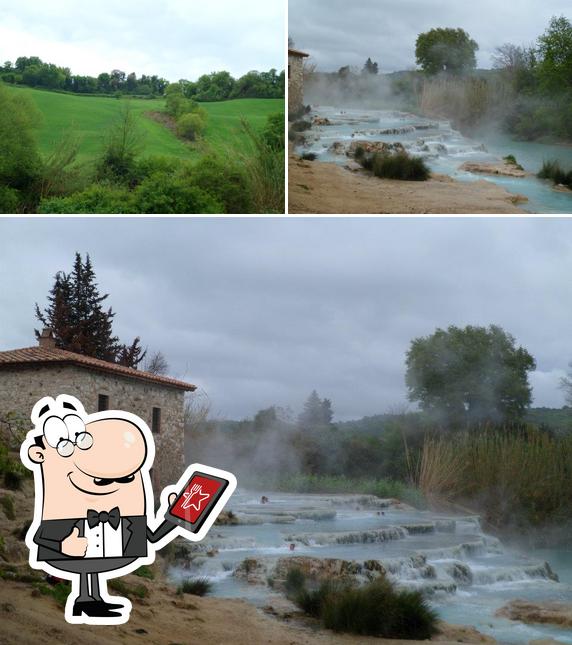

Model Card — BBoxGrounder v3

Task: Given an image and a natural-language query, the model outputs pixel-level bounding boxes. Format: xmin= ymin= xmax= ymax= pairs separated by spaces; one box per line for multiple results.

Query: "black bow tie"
xmin=87 ymin=507 xmax=120 ymax=530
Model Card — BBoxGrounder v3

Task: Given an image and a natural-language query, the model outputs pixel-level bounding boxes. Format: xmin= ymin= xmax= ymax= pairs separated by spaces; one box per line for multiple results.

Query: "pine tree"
xmin=321 ymin=398 xmax=334 ymax=425
xmin=116 ymin=337 xmax=146 ymax=369
xmin=35 ymin=252 xmax=146 ymax=368
xmin=35 ymin=271 xmax=74 ymax=348
xmin=362 ymin=57 xmax=379 ymax=75
xmin=298 ymin=390 xmax=334 ymax=430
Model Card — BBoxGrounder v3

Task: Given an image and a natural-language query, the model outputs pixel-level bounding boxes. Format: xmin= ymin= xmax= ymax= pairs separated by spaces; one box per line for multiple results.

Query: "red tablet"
xmin=166 ymin=471 xmax=230 ymax=533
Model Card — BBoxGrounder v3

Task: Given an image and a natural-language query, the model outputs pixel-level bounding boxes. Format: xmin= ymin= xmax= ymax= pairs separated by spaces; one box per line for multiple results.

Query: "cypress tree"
xmin=35 ymin=252 xmax=146 ymax=368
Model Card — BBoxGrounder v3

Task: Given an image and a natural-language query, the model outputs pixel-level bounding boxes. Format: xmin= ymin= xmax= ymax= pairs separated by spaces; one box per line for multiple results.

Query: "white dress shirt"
xmin=84 ymin=519 xmax=123 ymax=558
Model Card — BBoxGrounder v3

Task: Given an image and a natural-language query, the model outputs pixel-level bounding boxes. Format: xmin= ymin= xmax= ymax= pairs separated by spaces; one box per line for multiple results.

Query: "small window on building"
xmin=152 ymin=407 xmax=161 ymax=434
xmin=288 ymin=64 xmax=291 ymax=80
xmin=98 ymin=394 xmax=109 ymax=411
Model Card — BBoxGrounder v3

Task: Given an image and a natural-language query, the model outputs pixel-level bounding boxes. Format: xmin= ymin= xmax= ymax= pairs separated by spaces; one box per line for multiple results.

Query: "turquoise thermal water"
xmin=170 ymin=491 xmax=572 ymax=645
xmin=296 ymin=107 xmax=572 ymax=214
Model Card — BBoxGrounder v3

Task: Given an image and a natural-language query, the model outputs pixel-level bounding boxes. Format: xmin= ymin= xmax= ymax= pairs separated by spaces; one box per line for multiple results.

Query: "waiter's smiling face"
xmin=28 ymin=417 xmax=148 ymax=520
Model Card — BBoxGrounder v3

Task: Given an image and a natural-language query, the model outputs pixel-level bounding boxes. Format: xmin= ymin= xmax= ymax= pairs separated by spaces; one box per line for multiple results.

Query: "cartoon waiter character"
xmin=20 ymin=394 xmax=236 ymax=625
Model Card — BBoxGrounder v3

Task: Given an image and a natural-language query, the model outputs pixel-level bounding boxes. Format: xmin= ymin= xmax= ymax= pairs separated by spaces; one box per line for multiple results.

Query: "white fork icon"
xmin=181 ymin=483 xmax=210 ymax=511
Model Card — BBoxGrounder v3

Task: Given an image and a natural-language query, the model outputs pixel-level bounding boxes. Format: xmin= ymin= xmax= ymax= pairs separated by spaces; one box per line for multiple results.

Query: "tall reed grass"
xmin=239 ymin=117 xmax=285 ymax=213
xmin=419 ymin=76 xmax=513 ymax=129
xmin=417 ymin=427 xmax=572 ymax=527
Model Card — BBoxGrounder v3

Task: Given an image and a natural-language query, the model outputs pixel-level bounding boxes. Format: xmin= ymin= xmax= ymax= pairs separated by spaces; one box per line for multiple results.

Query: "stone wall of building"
xmin=0 ymin=364 xmax=185 ymax=490
xmin=288 ymin=55 xmax=305 ymax=114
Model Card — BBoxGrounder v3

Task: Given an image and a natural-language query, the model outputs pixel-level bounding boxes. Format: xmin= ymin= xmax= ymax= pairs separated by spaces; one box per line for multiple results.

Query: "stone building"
xmin=288 ymin=48 xmax=309 ymax=115
xmin=0 ymin=329 xmax=196 ymax=490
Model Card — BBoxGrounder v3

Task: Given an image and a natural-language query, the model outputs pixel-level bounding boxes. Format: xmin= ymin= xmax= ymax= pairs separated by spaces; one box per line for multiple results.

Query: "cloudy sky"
xmin=0 ymin=218 xmax=570 ymax=421
xmin=289 ymin=0 xmax=571 ymax=73
xmin=0 ymin=0 xmax=284 ymax=81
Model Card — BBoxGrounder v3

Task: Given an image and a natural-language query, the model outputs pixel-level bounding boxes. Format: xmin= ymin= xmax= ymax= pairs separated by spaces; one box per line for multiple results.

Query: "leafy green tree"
xmin=96 ymin=102 xmax=143 ymax=182
xmin=405 ymin=325 xmax=536 ymax=425
xmin=537 ymin=15 xmax=572 ymax=92
xmin=415 ymin=28 xmax=478 ymax=75
xmin=254 ymin=406 xmax=278 ymax=432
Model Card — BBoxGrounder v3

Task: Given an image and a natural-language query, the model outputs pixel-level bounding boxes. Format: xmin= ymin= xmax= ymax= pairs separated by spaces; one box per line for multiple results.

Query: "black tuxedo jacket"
xmin=33 ymin=515 xmax=174 ymax=561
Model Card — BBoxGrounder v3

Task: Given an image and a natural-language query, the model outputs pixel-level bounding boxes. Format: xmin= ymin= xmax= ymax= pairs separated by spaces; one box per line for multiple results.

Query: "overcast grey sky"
xmin=0 ymin=218 xmax=570 ymax=421
xmin=0 ymin=0 xmax=284 ymax=81
xmin=289 ymin=0 xmax=571 ymax=73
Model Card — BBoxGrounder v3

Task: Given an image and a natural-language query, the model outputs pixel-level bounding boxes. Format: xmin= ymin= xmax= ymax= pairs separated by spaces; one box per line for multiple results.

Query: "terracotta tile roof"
xmin=0 ymin=346 xmax=196 ymax=391
xmin=288 ymin=48 xmax=309 ymax=58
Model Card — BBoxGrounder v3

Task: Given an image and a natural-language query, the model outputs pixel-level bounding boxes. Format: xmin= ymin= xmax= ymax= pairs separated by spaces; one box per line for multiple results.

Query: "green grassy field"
xmin=5 ymin=85 xmax=283 ymax=162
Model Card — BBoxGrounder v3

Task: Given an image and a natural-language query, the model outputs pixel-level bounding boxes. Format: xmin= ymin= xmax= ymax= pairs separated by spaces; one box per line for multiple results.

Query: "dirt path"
xmin=288 ymin=154 xmax=528 ymax=214
xmin=0 ymin=576 xmax=499 ymax=645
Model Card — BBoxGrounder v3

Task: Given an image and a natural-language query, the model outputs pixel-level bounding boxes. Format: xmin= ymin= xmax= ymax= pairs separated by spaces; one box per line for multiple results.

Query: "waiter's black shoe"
xmin=93 ymin=598 xmax=125 ymax=610
xmin=72 ymin=600 xmax=122 ymax=617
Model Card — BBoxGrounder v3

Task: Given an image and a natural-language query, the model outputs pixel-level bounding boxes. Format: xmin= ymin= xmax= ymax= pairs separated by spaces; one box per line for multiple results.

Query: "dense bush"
xmin=288 ymin=574 xmax=438 ymax=640
xmin=176 ymin=111 xmax=207 ymax=141
xmin=0 ymin=83 xmax=42 ymax=211
xmin=133 ymin=172 xmax=222 ymax=214
xmin=0 ymin=186 xmax=20 ymax=213
xmin=185 ymin=156 xmax=252 ymax=213
xmin=38 ymin=184 xmax=135 ymax=213
xmin=359 ymin=151 xmax=430 ymax=181
xmin=323 ymin=579 xmax=438 ymax=639
xmin=262 ymin=112 xmax=285 ymax=150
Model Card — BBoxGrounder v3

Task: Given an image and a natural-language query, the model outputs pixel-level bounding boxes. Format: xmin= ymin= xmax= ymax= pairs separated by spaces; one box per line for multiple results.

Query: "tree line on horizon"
xmin=0 ymin=56 xmax=285 ymax=101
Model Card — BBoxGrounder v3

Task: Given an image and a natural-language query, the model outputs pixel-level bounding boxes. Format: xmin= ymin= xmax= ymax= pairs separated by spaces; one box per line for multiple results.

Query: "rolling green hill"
xmin=5 ymin=85 xmax=283 ymax=162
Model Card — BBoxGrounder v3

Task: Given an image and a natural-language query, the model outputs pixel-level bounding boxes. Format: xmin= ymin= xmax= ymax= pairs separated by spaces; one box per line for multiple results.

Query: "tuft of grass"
xmin=177 ymin=577 xmax=212 ymax=597
xmin=0 ymin=495 xmax=15 ymax=520
xmin=35 ymin=581 xmax=72 ymax=608
xmin=108 ymin=578 xmax=148 ymax=599
xmin=284 ymin=568 xmax=306 ymax=595
xmin=133 ymin=565 xmax=155 ymax=580
xmin=503 ymin=154 xmax=524 ymax=170
xmin=538 ymin=160 xmax=572 ymax=188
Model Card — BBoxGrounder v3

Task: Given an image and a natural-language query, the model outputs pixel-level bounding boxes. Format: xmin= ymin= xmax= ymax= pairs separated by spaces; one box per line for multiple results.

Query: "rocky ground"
xmin=458 ymin=161 xmax=530 ymax=178
xmin=288 ymin=152 xmax=527 ymax=215
xmin=496 ymin=599 xmax=572 ymax=629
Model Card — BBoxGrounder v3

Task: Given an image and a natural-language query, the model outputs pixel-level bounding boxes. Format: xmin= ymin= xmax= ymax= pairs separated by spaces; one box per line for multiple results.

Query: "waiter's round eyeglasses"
xmin=56 ymin=431 xmax=93 ymax=457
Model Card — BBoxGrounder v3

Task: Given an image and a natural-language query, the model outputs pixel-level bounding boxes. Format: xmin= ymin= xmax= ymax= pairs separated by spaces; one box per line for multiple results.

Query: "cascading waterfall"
xmin=168 ymin=490 xmax=572 ymax=644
